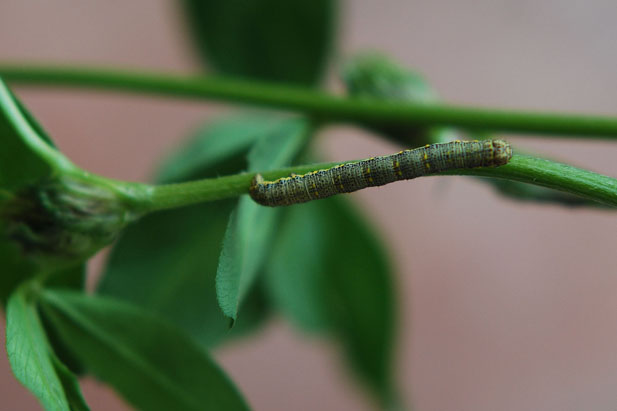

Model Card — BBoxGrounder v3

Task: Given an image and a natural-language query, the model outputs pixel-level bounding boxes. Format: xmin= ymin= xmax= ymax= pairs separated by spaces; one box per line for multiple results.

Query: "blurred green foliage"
xmin=182 ymin=0 xmax=337 ymax=85
xmin=266 ymin=197 xmax=397 ymax=407
xmin=40 ymin=290 xmax=248 ymax=411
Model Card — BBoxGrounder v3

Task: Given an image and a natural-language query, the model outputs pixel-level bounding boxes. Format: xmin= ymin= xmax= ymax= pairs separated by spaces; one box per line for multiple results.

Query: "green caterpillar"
xmin=250 ymin=139 xmax=512 ymax=207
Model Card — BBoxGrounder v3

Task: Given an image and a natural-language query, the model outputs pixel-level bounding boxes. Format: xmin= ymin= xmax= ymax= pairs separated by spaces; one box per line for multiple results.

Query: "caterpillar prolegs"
xmin=250 ymin=139 xmax=512 ymax=207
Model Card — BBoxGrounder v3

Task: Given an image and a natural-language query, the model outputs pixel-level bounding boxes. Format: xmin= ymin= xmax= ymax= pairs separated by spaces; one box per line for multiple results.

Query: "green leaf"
xmin=98 ymin=115 xmax=300 ymax=345
xmin=0 ymin=237 xmax=37 ymax=305
xmin=485 ymin=176 xmax=612 ymax=208
xmin=39 ymin=290 xmax=249 ymax=411
xmin=155 ymin=113 xmax=291 ymax=183
xmin=181 ymin=0 xmax=338 ymax=85
xmin=0 ymin=77 xmax=73 ymax=191
xmin=265 ymin=197 xmax=397 ymax=407
xmin=0 ymin=79 xmax=85 ymax=304
xmin=216 ymin=118 xmax=310 ymax=320
xmin=44 ymin=263 xmax=86 ymax=290
xmin=10 ymin=88 xmax=56 ymax=149
xmin=41 ymin=264 xmax=88 ymax=375
xmin=0 ymin=188 xmax=86 ymax=308
xmin=0 ymin=80 xmax=55 ymax=302
xmin=49 ymin=354 xmax=90 ymax=411
xmin=265 ymin=206 xmax=329 ymax=332
xmin=98 ymin=200 xmax=243 ymax=346
xmin=0 ymin=81 xmax=51 ymax=191
xmin=6 ymin=284 xmax=88 ymax=411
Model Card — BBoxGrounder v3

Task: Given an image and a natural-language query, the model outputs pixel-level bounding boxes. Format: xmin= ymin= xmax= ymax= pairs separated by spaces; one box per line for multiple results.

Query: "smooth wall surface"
xmin=2 ymin=1 xmax=617 ymax=410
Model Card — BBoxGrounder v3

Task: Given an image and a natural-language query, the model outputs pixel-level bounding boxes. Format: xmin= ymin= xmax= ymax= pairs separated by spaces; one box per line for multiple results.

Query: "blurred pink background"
xmin=3 ymin=1 xmax=617 ymax=410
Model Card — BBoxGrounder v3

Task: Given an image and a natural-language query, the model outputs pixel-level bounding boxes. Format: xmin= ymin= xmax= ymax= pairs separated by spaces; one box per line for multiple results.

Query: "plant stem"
xmin=3 ymin=65 xmax=617 ymax=138
xmin=4 ymin=65 xmax=617 ymax=210
xmin=141 ymin=162 xmax=339 ymax=212
xmin=445 ymin=155 xmax=617 ymax=207
xmin=139 ymin=154 xmax=617 ymax=212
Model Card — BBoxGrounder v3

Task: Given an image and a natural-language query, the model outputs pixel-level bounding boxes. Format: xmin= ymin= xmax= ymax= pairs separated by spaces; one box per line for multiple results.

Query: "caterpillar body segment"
xmin=250 ymin=139 xmax=512 ymax=207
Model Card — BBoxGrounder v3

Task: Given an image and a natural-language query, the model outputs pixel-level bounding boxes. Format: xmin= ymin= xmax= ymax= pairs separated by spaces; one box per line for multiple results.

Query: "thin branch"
xmin=136 ymin=154 xmax=617 ymax=212
xmin=2 ymin=65 xmax=617 ymax=138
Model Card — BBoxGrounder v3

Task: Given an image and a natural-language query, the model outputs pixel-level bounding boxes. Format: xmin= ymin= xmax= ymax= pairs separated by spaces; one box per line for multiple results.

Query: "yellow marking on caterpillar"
xmin=394 ymin=160 xmax=402 ymax=176
xmin=336 ymin=175 xmax=345 ymax=191
xmin=364 ymin=166 xmax=374 ymax=183
xmin=423 ymin=153 xmax=428 ymax=160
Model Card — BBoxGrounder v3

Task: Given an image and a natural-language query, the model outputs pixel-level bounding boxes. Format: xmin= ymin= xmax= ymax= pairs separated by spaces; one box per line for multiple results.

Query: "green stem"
xmin=3 ymin=65 xmax=617 ymax=138
xmin=443 ymin=155 xmax=617 ymax=206
xmin=139 ymin=154 xmax=617 ymax=212
xmin=141 ymin=162 xmax=339 ymax=212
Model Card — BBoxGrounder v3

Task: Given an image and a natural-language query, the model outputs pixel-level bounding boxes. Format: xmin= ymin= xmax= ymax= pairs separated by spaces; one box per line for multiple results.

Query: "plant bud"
xmin=341 ymin=52 xmax=458 ymax=144
xmin=342 ymin=52 xmax=438 ymax=103
xmin=1 ymin=175 xmax=141 ymax=264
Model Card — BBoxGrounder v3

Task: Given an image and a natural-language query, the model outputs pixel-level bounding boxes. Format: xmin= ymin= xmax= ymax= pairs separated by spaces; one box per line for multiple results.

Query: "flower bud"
xmin=1 ymin=175 xmax=141 ymax=264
